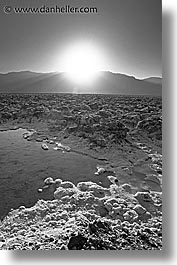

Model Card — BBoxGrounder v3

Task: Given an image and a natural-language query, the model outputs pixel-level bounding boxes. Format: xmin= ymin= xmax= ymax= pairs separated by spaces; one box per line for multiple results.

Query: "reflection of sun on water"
xmin=61 ymin=43 xmax=103 ymax=85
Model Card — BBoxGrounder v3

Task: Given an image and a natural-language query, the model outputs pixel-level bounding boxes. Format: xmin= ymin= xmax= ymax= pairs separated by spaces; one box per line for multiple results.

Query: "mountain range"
xmin=0 ymin=71 xmax=162 ymax=96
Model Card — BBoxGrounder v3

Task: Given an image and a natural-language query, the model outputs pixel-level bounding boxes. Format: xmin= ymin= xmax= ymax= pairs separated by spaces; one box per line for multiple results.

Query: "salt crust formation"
xmin=0 ymin=94 xmax=162 ymax=250
xmin=0 ymin=177 xmax=162 ymax=250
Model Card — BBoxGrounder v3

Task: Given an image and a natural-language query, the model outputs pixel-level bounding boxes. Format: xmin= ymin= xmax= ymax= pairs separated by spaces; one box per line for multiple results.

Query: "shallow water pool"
xmin=0 ymin=128 xmax=105 ymax=219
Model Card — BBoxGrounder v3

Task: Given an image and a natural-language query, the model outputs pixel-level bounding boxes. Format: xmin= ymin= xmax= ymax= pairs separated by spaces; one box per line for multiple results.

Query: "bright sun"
xmin=61 ymin=43 xmax=102 ymax=84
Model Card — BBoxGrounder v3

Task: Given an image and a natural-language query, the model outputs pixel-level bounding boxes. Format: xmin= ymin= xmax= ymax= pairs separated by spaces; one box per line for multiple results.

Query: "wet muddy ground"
xmin=0 ymin=129 xmax=107 ymax=219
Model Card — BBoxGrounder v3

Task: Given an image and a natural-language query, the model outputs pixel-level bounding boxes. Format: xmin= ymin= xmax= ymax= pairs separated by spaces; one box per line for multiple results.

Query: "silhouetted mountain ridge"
xmin=0 ymin=71 xmax=162 ymax=96
xmin=142 ymin=77 xmax=162 ymax=85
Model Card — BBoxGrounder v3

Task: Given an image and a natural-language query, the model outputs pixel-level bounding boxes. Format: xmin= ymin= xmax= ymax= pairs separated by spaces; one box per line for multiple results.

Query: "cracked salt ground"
xmin=113 ymin=142 xmax=162 ymax=193
xmin=0 ymin=96 xmax=162 ymax=250
xmin=0 ymin=165 xmax=162 ymax=249
xmin=0 ymin=178 xmax=162 ymax=250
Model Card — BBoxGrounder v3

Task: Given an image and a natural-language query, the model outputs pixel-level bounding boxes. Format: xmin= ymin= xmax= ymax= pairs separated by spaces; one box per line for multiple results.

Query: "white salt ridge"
xmin=41 ymin=143 xmax=49 ymax=150
xmin=0 ymin=177 xmax=162 ymax=250
xmin=107 ymin=175 xmax=119 ymax=185
xmin=54 ymin=142 xmax=71 ymax=152
xmin=44 ymin=177 xmax=54 ymax=185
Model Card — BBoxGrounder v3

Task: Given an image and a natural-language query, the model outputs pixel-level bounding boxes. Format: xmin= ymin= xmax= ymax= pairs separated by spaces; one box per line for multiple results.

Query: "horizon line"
xmin=0 ymin=70 xmax=162 ymax=80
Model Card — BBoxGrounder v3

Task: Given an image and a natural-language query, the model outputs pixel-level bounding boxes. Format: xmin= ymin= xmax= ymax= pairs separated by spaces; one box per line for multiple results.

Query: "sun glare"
xmin=61 ymin=43 xmax=102 ymax=84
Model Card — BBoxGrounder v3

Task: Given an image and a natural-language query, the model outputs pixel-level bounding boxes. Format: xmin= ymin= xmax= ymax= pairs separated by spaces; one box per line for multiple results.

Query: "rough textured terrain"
xmin=0 ymin=94 xmax=162 ymax=250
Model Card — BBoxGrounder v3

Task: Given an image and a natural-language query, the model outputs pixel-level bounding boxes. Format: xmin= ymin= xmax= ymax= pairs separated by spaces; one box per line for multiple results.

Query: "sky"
xmin=0 ymin=0 xmax=162 ymax=78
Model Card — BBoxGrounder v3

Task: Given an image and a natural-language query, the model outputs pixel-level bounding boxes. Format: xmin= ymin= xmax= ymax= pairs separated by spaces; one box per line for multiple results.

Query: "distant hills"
xmin=142 ymin=77 xmax=162 ymax=85
xmin=0 ymin=71 xmax=162 ymax=96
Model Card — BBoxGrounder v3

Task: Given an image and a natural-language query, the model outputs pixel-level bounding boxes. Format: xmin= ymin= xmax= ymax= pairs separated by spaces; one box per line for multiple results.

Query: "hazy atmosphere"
xmin=0 ymin=0 xmax=161 ymax=78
